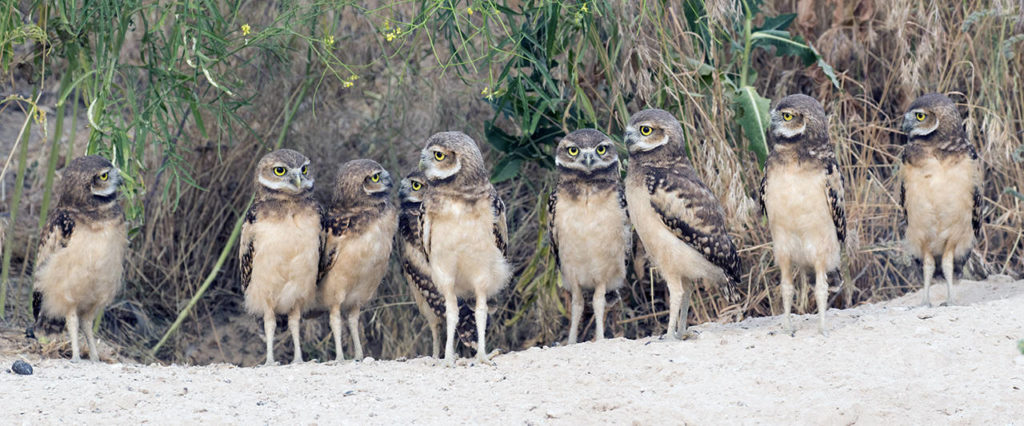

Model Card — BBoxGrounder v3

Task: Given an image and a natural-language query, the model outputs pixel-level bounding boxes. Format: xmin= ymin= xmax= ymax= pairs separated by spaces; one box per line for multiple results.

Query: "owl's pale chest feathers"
xmin=426 ymin=194 xmax=510 ymax=298
xmin=763 ymin=161 xmax=840 ymax=269
xmin=245 ymin=209 xmax=321 ymax=315
xmin=34 ymin=218 xmax=127 ymax=318
xmin=319 ymin=209 xmax=397 ymax=310
xmin=553 ymin=186 xmax=628 ymax=290
xmin=902 ymin=152 xmax=979 ymax=259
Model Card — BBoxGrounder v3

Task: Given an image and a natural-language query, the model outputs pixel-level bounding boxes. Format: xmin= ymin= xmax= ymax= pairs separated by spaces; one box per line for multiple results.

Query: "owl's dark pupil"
xmin=412 ymin=182 xmax=421 ymax=190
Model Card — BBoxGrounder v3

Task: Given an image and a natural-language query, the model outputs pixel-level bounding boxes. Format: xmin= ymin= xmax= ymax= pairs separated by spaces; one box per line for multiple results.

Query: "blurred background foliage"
xmin=0 ymin=0 xmax=1021 ymax=365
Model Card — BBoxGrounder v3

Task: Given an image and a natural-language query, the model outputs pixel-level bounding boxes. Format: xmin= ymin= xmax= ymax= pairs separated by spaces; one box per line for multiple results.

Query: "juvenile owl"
xmin=759 ymin=94 xmax=846 ymax=335
xmin=240 ymin=149 xmax=321 ymax=365
xmin=32 ymin=155 xmax=127 ymax=361
xmin=900 ymin=93 xmax=982 ymax=306
xmin=398 ymin=171 xmax=477 ymax=357
xmin=623 ymin=109 xmax=742 ymax=340
xmin=319 ymin=159 xmax=398 ymax=361
xmin=419 ymin=131 xmax=511 ymax=364
xmin=549 ymin=129 xmax=630 ymax=344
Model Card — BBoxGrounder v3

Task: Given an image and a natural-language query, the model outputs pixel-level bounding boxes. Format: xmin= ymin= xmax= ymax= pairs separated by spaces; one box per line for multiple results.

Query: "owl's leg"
xmin=664 ymin=276 xmax=683 ymax=340
xmin=779 ymin=255 xmax=795 ymax=335
xmin=592 ymin=282 xmax=608 ymax=342
xmin=329 ymin=305 xmax=344 ymax=361
xmin=429 ymin=317 xmax=441 ymax=359
xmin=797 ymin=268 xmax=809 ymax=314
xmin=814 ymin=264 xmax=829 ymax=336
xmin=677 ymin=282 xmax=696 ymax=340
xmin=288 ymin=307 xmax=302 ymax=364
xmin=941 ymin=250 xmax=955 ymax=306
xmin=473 ymin=292 xmax=491 ymax=364
xmin=67 ymin=311 xmax=81 ymax=362
xmin=921 ymin=255 xmax=935 ymax=307
xmin=83 ymin=312 xmax=100 ymax=362
xmin=567 ymin=280 xmax=583 ymax=344
xmin=347 ymin=309 xmax=363 ymax=361
xmin=442 ymin=289 xmax=459 ymax=366
xmin=262 ymin=312 xmax=276 ymax=366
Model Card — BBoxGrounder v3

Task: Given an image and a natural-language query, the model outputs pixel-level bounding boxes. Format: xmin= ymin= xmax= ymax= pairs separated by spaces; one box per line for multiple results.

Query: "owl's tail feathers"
xmin=25 ymin=291 xmax=45 ymax=339
xmin=456 ymin=301 xmax=478 ymax=350
xmin=718 ymin=276 xmax=746 ymax=322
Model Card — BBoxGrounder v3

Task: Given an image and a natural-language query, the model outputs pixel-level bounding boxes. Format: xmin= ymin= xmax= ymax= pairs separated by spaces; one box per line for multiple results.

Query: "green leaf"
xmin=751 ymin=31 xmax=840 ymax=89
xmin=491 ymin=157 xmax=523 ymax=183
xmin=757 ymin=13 xmax=796 ymax=31
xmin=732 ymin=86 xmax=771 ymax=166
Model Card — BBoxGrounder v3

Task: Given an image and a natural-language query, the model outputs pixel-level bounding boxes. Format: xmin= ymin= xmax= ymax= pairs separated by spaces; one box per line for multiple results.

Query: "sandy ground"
xmin=2 ymin=276 xmax=1023 ymax=424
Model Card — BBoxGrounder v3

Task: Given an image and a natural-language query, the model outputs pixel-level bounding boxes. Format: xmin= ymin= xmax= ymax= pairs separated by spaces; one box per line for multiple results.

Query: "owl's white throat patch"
xmin=424 ymin=158 xmax=460 ymax=180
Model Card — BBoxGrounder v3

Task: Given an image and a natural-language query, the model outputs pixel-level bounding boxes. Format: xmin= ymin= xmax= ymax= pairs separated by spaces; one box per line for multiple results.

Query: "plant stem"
xmin=739 ymin=9 xmax=753 ymax=88
xmin=0 ymin=92 xmax=38 ymax=319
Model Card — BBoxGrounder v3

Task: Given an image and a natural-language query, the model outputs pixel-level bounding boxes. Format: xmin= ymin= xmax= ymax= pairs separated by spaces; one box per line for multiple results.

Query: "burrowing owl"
xmin=623 ymin=109 xmax=742 ymax=339
xmin=900 ymin=93 xmax=982 ymax=306
xmin=32 ymin=155 xmax=127 ymax=361
xmin=318 ymin=159 xmax=398 ymax=361
xmin=398 ymin=171 xmax=477 ymax=357
xmin=239 ymin=149 xmax=321 ymax=365
xmin=418 ymin=131 xmax=511 ymax=364
xmin=549 ymin=129 xmax=630 ymax=343
xmin=760 ymin=94 xmax=846 ymax=335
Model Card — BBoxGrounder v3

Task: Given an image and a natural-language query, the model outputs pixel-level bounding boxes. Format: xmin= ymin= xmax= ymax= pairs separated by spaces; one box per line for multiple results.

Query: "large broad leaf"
xmin=733 ymin=86 xmax=771 ymax=166
xmin=751 ymin=30 xmax=841 ymax=89
xmin=491 ymin=156 xmax=523 ymax=183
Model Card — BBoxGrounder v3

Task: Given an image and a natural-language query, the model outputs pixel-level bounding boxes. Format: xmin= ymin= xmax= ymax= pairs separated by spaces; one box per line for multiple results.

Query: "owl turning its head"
xmin=58 ymin=155 xmax=122 ymax=208
xmin=255 ymin=149 xmax=314 ymax=196
xmin=769 ymin=94 xmax=828 ymax=145
xmin=332 ymin=159 xmax=393 ymax=208
xmin=623 ymin=108 xmax=685 ymax=157
xmin=419 ymin=131 xmax=488 ymax=185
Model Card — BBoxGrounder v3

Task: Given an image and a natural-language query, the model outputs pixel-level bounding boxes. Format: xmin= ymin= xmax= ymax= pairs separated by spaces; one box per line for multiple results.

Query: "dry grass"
xmin=1 ymin=0 xmax=1021 ymax=364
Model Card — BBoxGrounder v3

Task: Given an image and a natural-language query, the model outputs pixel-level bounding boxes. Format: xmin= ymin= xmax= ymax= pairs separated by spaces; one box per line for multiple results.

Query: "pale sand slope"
xmin=3 ymin=276 xmax=1023 ymax=424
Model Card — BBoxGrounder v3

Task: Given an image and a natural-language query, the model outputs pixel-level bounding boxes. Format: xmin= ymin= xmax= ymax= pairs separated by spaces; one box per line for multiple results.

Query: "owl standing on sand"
xmin=759 ymin=94 xmax=846 ymax=335
xmin=900 ymin=93 xmax=982 ymax=306
xmin=548 ymin=129 xmax=630 ymax=344
xmin=623 ymin=109 xmax=742 ymax=340
xmin=32 ymin=155 xmax=127 ymax=362
xmin=418 ymin=131 xmax=511 ymax=364
xmin=239 ymin=149 xmax=321 ymax=365
xmin=398 ymin=171 xmax=477 ymax=357
xmin=318 ymin=159 xmax=398 ymax=361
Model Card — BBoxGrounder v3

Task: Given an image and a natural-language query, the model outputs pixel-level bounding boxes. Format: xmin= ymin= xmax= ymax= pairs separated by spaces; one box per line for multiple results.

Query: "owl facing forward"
xmin=398 ymin=171 xmax=477 ymax=358
xmin=900 ymin=93 xmax=982 ymax=306
xmin=549 ymin=129 xmax=630 ymax=344
xmin=32 ymin=155 xmax=127 ymax=362
xmin=623 ymin=109 xmax=742 ymax=340
xmin=239 ymin=149 xmax=321 ymax=365
xmin=759 ymin=94 xmax=846 ymax=335
xmin=419 ymin=131 xmax=511 ymax=364
xmin=318 ymin=159 xmax=398 ymax=361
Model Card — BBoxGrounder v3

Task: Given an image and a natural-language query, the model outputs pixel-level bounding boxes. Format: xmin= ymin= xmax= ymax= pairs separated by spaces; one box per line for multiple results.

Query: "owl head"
xmin=255 ymin=149 xmax=314 ymax=196
xmin=555 ymin=129 xmax=619 ymax=176
xmin=769 ymin=94 xmax=828 ymax=145
xmin=624 ymin=109 xmax=685 ymax=156
xmin=58 ymin=155 xmax=122 ymax=208
xmin=902 ymin=93 xmax=959 ymax=140
xmin=332 ymin=159 xmax=393 ymax=207
xmin=418 ymin=131 xmax=488 ymax=186
xmin=399 ymin=171 xmax=428 ymax=205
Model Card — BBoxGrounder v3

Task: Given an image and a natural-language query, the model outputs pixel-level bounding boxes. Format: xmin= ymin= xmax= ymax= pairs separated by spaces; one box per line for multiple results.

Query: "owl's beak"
xmin=900 ymin=114 xmax=914 ymax=135
xmin=293 ymin=174 xmax=302 ymax=189
xmin=583 ymin=152 xmax=597 ymax=169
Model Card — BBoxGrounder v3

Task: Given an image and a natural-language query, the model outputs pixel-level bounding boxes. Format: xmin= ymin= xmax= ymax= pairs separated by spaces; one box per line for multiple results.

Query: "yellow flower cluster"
xmin=241 ymin=24 xmax=251 ymax=36
xmin=342 ymin=74 xmax=359 ymax=89
xmin=325 ymin=35 xmax=335 ymax=49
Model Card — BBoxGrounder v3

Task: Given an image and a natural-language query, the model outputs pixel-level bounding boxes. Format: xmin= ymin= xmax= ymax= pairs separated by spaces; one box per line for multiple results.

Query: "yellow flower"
xmin=325 ymin=35 xmax=335 ymax=48
xmin=395 ymin=27 xmax=402 ymax=35
xmin=349 ymin=75 xmax=359 ymax=81
xmin=467 ymin=7 xmax=474 ymax=15
xmin=342 ymin=80 xmax=354 ymax=88
xmin=241 ymin=24 xmax=251 ymax=36
xmin=581 ymin=2 xmax=589 ymax=13
xmin=385 ymin=32 xmax=395 ymax=42
xmin=34 ymin=108 xmax=46 ymax=124
xmin=383 ymin=20 xmax=391 ymax=31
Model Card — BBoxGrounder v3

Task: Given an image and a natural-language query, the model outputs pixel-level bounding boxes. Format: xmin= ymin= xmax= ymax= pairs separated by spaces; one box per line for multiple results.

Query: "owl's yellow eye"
xmin=411 ymin=181 xmax=422 ymax=191
xmin=567 ymin=146 xmax=579 ymax=156
xmin=434 ymin=151 xmax=446 ymax=161
xmin=915 ymin=112 xmax=926 ymax=121
xmin=782 ymin=112 xmax=794 ymax=121
xmin=99 ymin=172 xmax=109 ymax=181
xmin=639 ymin=126 xmax=653 ymax=136
xmin=596 ymin=145 xmax=607 ymax=155
xmin=273 ymin=167 xmax=287 ymax=176
xmin=370 ymin=173 xmax=380 ymax=182
xmin=301 ymin=165 xmax=308 ymax=175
